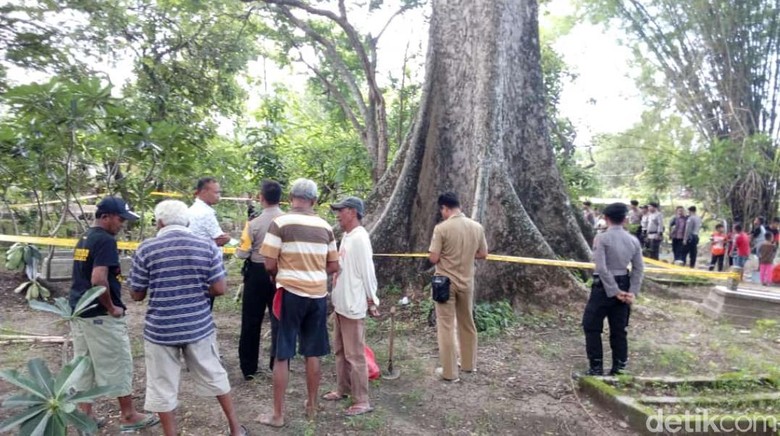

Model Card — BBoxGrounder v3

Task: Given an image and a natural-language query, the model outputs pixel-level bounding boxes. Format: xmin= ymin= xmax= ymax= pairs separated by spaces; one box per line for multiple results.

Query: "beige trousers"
xmin=435 ymin=285 xmax=477 ymax=379
xmin=333 ymin=314 xmax=369 ymax=405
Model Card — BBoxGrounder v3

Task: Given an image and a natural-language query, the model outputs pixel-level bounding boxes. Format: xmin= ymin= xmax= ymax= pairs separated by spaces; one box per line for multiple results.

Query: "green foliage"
xmin=0 ymin=356 xmax=121 ymax=435
xmin=28 ymin=286 xmax=106 ymax=321
xmin=474 ymin=301 xmax=516 ymax=336
xmin=5 ymin=243 xmax=50 ymax=300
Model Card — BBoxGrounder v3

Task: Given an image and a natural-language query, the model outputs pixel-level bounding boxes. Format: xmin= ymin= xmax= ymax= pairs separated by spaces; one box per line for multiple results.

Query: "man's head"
xmin=630 ymin=199 xmax=639 ymax=207
xmin=675 ymin=206 xmax=684 ymax=216
xmin=437 ymin=192 xmax=461 ymax=219
xmin=688 ymin=205 xmax=697 ymax=214
xmin=766 ymin=232 xmax=774 ymax=242
xmin=196 ymin=177 xmax=221 ymax=206
xmin=640 ymin=205 xmax=648 ymax=214
xmin=648 ymin=202 xmax=659 ymax=212
xmin=289 ymin=178 xmax=318 ymax=208
xmin=715 ymin=223 xmax=724 ymax=232
xmin=583 ymin=201 xmax=592 ymax=208
xmin=260 ymin=180 xmax=282 ymax=206
xmin=602 ymin=203 xmax=628 ymax=226
xmin=734 ymin=223 xmax=743 ymax=233
xmin=330 ymin=196 xmax=365 ymax=231
xmin=754 ymin=216 xmax=765 ymax=226
xmin=154 ymin=200 xmax=189 ymax=229
xmin=95 ymin=197 xmax=139 ymax=235
xmin=772 ymin=217 xmax=780 ymax=229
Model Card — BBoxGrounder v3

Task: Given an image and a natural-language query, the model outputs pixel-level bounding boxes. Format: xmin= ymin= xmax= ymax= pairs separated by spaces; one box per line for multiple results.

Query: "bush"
xmin=474 ymin=301 xmax=515 ymax=336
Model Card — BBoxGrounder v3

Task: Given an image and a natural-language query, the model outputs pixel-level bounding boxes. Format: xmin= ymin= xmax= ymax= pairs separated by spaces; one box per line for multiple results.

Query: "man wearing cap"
xmin=581 ymin=202 xmax=644 ymax=376
xmin=645 ymin=202 xmax=664 ymax=260
xmin=236 ymin=180 xmax=284 ymax=380
xmin=130 ymin=200 xmax=247 ymax=436
xmin=257 ymin=178 xmax=339 ymax=428
xmin=429 ymin=192 xmax=488 ymax=382
xmin=69 ymin=197 xmax=159 ymax=432
xmin=322 ymin=196 xmax=380 ymax=416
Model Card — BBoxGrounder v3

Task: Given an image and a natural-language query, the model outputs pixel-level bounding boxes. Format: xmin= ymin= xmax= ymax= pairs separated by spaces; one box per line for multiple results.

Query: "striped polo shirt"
xmin=129 ymin=225 xmax=225 ymax=346
xmin=260 ymin=208 xmax=338 ymax=298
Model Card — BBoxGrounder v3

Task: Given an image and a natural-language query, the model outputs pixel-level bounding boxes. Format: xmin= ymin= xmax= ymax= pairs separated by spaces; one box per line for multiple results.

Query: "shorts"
xmin=733 ymin=255 xmax=748 ymax=268
xmin=143 ymin=333 xmax=231 ymax=412
xmin=71 ymin=316 xmax=133 ymax=397
xmin=275 ymin=289 xmax=330 ymax=360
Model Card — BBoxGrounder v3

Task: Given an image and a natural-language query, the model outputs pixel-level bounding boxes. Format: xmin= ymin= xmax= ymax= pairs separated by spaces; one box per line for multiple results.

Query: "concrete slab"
xmin=698 ymin=286 xmax=780 ymax=326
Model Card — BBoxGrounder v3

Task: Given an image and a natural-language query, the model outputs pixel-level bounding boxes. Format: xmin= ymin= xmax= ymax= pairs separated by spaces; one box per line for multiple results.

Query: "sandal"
xmin=322 ymin=391 xmax=347 ymax=401
xmin=119 ymin=413 xmax=160 ymax=433
xmin=345 ymin=405 xmax=374 ymax=416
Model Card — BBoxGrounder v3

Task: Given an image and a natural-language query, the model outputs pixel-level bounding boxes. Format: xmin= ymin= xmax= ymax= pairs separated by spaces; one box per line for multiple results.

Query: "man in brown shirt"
xmin=428 ymin=192 xmax=488 ymax=382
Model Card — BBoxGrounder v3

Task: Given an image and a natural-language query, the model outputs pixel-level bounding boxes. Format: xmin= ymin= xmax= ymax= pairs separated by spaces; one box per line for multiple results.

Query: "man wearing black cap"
xmin=323 ymin=196 xmax=380 ymax=416
xmin=70 ymin=197 xmax=159 ymax=432
xmin=581 ymin=203 xmax=644 ymax=376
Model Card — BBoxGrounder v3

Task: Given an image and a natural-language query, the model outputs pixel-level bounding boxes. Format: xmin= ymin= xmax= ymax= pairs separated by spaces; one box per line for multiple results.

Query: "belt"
xmin=593 ymin=270 xmax=629 ymax=277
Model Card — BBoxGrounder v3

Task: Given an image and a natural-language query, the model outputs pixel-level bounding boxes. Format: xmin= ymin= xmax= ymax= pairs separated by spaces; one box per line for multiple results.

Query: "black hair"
xmin=602 ymin=203 xmax=628 ymax=224
xmin=734 ymin=223 xmax=743 ymax=232
xmin=640 ymin=205 xmax=648 ymax=209
xmin=757 ymin=216 xmax=766 ymax=224
xmin=630 ymin=200 xmax=639 ymax=206
xmin=773 ymin=217 xmax=780 ymax=224
xmin=715 ymin=223 xmax=724 ymax=230
xmin=196 ymin=177 xmax=218 ymax=192
xmin=583 ymin=201 xmax=592 ymax=207
xmin=688 ymin=205 xmax=697 ymax=212
xmin=766 ymin=232 xmax=774 ymax=241
xmin=649 ymin=202 xmax=660 ymax=208
xmin=438 ymin=192 xmax=460 ymax=209
xmin=261 ymin=180 xmax=282 ymax=205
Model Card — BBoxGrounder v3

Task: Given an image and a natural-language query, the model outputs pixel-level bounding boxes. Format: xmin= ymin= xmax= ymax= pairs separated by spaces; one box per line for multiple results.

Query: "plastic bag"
xmin=365 ymin=345 xmax=380 ymax=380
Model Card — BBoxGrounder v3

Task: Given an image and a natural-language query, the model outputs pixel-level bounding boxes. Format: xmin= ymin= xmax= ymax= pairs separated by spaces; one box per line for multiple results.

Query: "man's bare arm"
xmin=91 ymin=266 xmax=121 ymax=316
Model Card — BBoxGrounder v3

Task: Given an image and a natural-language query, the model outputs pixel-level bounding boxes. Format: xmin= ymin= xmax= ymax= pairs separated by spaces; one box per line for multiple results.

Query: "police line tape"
xmin=0 ymin=234 xmax=738 ymax=281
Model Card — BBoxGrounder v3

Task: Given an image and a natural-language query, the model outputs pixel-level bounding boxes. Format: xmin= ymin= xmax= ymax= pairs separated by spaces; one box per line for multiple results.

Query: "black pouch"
xmin=431 ymin=275 xmax=450 ymax=303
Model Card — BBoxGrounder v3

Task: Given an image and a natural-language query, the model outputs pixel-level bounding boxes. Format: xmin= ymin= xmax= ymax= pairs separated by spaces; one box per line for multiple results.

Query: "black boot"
xmin=585 ymin=359 xmax=604 ymax=376
xmin=609 ymin=360 xmax=628 ymax=376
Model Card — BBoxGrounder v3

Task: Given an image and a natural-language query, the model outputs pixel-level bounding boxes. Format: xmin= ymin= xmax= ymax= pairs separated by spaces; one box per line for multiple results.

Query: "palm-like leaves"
xmin=0 ymin=356 xmax=122 ymax=435
xmin=28 ymin=286 xmax=106 ymax=320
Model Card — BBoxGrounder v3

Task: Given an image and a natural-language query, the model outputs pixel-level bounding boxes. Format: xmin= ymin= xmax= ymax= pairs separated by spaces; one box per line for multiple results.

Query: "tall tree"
xmin=367 ymin=0 xmax=591 ymax=302
xmin=585 ymin=0 xmax=780 ymax=223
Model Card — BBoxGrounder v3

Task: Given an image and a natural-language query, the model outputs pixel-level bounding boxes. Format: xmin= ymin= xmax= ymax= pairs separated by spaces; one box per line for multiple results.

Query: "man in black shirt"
xmin=69 ymin=197 xmax=159 ymax=432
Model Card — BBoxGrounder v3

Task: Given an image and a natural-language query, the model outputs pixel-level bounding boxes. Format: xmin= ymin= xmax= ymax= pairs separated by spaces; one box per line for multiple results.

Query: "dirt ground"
xmin=1 ymin=268 xmax=780 ymax=436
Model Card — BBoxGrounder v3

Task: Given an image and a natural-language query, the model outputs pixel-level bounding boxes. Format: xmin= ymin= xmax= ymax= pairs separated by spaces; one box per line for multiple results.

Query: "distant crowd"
xmin=581 ymin=200 xmax=780 ymax=284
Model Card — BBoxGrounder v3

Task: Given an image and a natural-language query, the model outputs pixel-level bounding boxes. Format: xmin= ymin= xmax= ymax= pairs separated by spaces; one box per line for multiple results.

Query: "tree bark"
xmin=367 ymin=0 xmax=590 ymax=303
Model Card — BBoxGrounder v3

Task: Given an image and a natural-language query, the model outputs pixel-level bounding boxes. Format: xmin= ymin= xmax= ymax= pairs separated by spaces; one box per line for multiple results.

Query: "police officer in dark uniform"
xmin=582 ymin=203 xmax=644 ymax=376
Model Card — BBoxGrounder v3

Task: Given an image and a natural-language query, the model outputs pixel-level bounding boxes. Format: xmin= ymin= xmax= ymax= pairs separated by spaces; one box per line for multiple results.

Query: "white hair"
xmin=154 ymin=200 xmax=189 ymax=227
xmin=289 ymin=178 xmax=318 ymax=201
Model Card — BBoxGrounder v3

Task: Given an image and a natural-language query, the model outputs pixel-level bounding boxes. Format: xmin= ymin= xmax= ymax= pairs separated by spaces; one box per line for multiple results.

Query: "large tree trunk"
xmin=366 ymin=0 xmax=591 ymax=303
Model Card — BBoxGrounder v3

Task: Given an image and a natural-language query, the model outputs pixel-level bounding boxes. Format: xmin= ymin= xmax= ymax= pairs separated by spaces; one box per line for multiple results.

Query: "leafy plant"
xmin=5 ymin=243 xmax=50 ymax=300
xmin=474 ymin=301 xmax=516 ymax=336
xmin=0 ymin=356 xmax=121 ymax=435
xmin=28 ymin=286 xmax=106 ymax=321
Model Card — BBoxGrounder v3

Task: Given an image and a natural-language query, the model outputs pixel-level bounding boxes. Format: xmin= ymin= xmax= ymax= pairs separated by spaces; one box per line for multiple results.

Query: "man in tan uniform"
xmin=428 ymin=192 xmax=488 ymax=382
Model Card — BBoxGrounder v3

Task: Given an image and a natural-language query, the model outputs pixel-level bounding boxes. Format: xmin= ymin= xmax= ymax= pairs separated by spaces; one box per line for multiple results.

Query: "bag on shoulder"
xmin=431 ymin=275 xmax=450 ymax=303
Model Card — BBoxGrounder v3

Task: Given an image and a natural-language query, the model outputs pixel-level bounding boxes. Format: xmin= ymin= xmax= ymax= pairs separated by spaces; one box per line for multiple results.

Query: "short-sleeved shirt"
xmin=260 ymin=208 xmax=338 ymax=298
xmin=129 ymin=225 xmax=225 ymax=346
xmin=188 ymin=198 xmax=223 ymax=240
xmin=428 ymin=213 xmax=488 ymax=291
xmin=235 ymin=205 xmax=284 ymax=263
xmin=710 ymin=232 xmax=727 ymax=255
xmin=69 ymin=227 xmax=125 ymax=318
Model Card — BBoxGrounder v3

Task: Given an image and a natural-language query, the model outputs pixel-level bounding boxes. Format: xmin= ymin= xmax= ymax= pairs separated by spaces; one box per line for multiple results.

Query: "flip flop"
xmin=322 ymin=391 xmax=347 ymax=401
xmin=77 ymin=417 xmax=107 ymax=436
xmin=230 ymin=424 xmax=250 ymax=435
xmin=345 ymin=405 xmax=374 ymax=416
xmin=255 ymin=414 xmax=285 ymax=428
xmin=119 ymin=413 xmax=160 ymax=433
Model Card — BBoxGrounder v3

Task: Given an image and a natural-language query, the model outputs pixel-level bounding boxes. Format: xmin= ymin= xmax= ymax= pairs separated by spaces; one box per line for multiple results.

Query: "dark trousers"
xmin=683 ymin=235 xmax=699 ymax=267
xmin=647 ymin=238 xmax=661 ymax=260
xmin=672 ymin=238 xmax=685 ymax=262
xmin=238 ymin=261 xmax=276 ymax=377
xmin=582 ymin=275 xmax=631 ymax=367
xmin=709 ymin=254 xmax=725 ymax=271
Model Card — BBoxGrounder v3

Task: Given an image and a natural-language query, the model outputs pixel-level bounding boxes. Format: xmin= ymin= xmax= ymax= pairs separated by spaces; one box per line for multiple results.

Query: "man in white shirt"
xmin=322 ymin=196 xmax=379 ymax=416
xmin=188 ymin=177 xmax=230 ymax=310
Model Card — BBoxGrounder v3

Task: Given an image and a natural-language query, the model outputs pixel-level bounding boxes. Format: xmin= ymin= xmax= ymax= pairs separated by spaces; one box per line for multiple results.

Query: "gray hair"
xmin=154 ymin=200 xmax=189 ymax=227
xmin=289 ymin=178 xmax=318 ymax=201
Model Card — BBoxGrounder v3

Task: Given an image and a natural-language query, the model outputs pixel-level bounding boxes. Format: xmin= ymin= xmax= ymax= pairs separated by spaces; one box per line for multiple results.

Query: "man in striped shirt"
xmin=256 ymin=178 xmax=339 ymax=428
xmin=130 ymin=200 xmax=247 ymax=436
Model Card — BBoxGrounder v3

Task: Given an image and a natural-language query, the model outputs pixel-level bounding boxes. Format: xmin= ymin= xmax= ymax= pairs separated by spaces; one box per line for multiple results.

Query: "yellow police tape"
xmin=0 ymin=234 xmax=737 ymax=281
